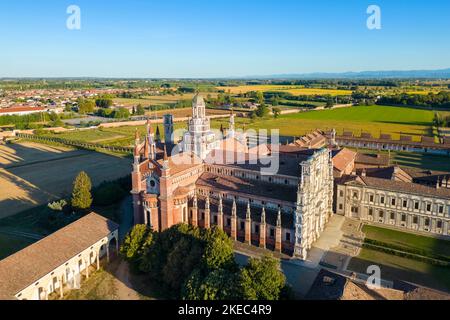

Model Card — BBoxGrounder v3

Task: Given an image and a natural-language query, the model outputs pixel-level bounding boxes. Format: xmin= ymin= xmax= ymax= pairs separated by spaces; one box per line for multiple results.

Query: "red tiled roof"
xmin=0 ymin=213 xmax=118 ymax=300
xmin=333 ymin=148 xmax=357 ymax=172
xmin=0 ymin=106 xmax=46 ymax=114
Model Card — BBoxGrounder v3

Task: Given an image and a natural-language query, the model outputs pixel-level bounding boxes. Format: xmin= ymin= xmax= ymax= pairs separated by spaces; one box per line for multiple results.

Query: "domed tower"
xmin=182 ymin=94 xmax=219 ymax=159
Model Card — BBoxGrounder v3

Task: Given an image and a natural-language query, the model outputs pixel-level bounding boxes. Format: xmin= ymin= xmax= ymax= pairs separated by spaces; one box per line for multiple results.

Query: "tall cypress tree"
xmin=71 ymin=171 xmax=93 ymax=210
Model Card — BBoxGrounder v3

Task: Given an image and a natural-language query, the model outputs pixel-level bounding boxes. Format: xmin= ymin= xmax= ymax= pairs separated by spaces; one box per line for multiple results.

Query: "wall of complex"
xmin=336 ymin=184 xmax=450 ymax=237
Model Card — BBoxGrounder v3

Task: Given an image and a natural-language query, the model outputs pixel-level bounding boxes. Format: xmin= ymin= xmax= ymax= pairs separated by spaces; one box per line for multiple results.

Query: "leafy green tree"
xmin=239 ymin=255 xmax=286 ymax=300
xmin=183 ymin=268 xmax=241 ymax=300
xmin=325 ymin=98 xmax=334 ymax=109
xmin=77 ymin=98 xmax=95 ymax=114
xmin=272 ymin=107 xmax=281 ymax=119
xmin=95 ymin=98 xmax=113 ymax=108
xmin=136 ymin=104 xmax=146 ymax=115
xmin=271 ymin=96 xmax=279 ymax=106
xmin=255 ymin=104 xmax=270 ymax=118
xmin=113 ymin=107 xmax=130 ymax=119
xmin=256 ymin=91 xmax=264 ymax=105
xmin=71 ymin=171 xmax=93 ymax=210
xmin=120 ymin=224 xmax=154 ymax=267
xmin=202 ymin=227 xmax=235 ymax=270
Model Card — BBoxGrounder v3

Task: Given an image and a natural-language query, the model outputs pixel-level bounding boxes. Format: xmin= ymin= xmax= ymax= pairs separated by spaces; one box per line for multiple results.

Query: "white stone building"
xmin=181 ymin=94 xmax=220 ymax=159
xmin=336 ymin=175 xmax=450 ymax=236
xmin=0 ymin=213 xmax=119 ymax=300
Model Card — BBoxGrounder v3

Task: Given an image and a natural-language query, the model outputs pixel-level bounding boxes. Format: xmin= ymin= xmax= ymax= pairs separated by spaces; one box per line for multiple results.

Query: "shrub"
xmin=47 ymin=199 xmax=68 ymax=211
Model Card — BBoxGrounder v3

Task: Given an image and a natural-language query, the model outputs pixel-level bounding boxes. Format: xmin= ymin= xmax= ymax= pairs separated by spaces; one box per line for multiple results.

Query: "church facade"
xmin=131 ymin=94 xmax=334 ymax=260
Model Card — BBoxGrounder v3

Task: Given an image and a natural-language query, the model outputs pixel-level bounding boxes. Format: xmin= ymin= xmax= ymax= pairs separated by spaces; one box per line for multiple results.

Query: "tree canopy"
xmin=121 ymin=224 xmax=290 ymax=300
xmin=71 ymin=171 xmax=92 ymax=210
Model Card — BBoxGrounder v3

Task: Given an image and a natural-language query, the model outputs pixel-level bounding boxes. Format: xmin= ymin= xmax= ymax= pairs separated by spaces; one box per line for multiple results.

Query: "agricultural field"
xmin=217 ymin=85 xmax=352 ymax=96
xmin=144 ymin=107 xmax=230 ymax=119
xmin=348 ymin=225 xmax=450 ymax=292
xmin=114 ymin=92 xmax=218 ymax=108
xmin=227 ymin=105 xmax=435 ymax=141
xmin=39 ymin=105 xmax=436 ymax=151
xmin=40 ymin=121 xmax=188 ymax=147
xmin=0 ymin=141 xmax=131 ymax=218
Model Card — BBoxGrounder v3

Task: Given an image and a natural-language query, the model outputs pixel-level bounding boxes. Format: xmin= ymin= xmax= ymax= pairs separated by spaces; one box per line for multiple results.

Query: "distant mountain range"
xmin=1 ymin=68 xmax=450 ymax=80
xmin=247 ymin=68 xmax=450 ymax=80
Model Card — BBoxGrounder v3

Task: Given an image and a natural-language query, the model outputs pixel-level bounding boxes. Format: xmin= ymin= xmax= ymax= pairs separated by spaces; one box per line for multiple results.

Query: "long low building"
xmin=336 ymin=174 xmax=450 ymax=236
xmin=0 ymin=212 xmax=119 ymax=300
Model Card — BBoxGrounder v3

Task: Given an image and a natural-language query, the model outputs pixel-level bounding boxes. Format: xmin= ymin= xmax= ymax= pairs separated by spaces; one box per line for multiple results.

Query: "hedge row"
xmin=364 ymin=238 xmax=450 ymax=263
xmin=362 ymin=243 xmax=450 ymax=267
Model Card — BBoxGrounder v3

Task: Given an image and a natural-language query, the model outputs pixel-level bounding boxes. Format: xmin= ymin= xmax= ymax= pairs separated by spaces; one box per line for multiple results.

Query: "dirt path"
xmin=110 ymin=259 xmax=141 ymax=300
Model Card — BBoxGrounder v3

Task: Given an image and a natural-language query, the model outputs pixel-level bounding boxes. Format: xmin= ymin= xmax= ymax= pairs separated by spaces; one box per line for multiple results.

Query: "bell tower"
xmin=182 ymin=94 xmax=219 ymax=159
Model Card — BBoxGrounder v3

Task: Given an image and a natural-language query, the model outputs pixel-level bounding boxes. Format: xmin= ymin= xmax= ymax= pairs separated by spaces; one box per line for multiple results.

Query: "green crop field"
xmin=228 ymin=105 xmax=435 ymax=140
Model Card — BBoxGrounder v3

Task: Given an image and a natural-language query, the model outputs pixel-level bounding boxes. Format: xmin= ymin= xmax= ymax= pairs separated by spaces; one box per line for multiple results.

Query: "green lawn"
xmin=362 ymin=225 xmax=450 ymax=259
xmin=348 ymin=248 xmax=450 ymax=293
xmin=348 ymin=225 xmax=450 ymax=292
xmin=44 ymin=105 xmax=435 ymax=146
xmin=283 ymin=105 xmax=434 ymax=125
xmin=232 ymin=105 xmax=435 ymax=140
xmin=62 ymin=268 xmax=119 ymax=300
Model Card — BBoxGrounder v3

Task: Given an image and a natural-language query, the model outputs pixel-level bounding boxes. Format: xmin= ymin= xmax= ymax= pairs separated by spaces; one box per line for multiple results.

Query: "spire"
xmin=218 ymin=194 xmax=223 ymax=214
xmin=277 ymin=208 xmax=281 ymax=227
xmin=261 ymin=206 xmax=266 ymax=224
xmin=162 ymin=144 xmax=169 ymax=170
xmin=232 ymin=199 xmax=237 ymax=217
xmin=228 ymin=108 xmax=235 ymax=137
xmin=205 ymin=195 xmax=210 ymax=210
xmin=193 ymin=193 xmax=198 ymax=208
xmin=134 ymin=128 xmax=140 ymax=145
xmin=143 ymin=136 xmax=150 ymax=158
xmin=163 ymin=144 xmax=168 ymax=161
xmin=155 ymin=125 xmax=161 ymax=142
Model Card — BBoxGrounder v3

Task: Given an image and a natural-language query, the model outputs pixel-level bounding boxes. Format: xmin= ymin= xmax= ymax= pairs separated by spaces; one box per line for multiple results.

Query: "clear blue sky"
xmin=0 ymin=0 xmax=449 ymax=78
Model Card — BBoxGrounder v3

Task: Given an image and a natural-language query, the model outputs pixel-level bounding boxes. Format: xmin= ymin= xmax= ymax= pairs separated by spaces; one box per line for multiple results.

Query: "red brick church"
xmin=131 ymin=94 xmax=334 ymax=260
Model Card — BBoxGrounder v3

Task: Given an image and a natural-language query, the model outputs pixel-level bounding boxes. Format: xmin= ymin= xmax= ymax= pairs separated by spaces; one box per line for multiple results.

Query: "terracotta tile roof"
xmin=355 ymin=153 xmax=390 ymax=166
xmin=196 ymin=172 xmax=298 ymax=203
xmin=332 ymin=148 xmax=357 ymax=172
xmin=0 ymin=213 xmax=118 ymax=300
xmin=156 ymin=151 xmax=203 ymax=176
xmin=345 ymin=175 xmax=450 ymax=199
xmin=337 ymin=134 xmax=449 ymax=150
xmin=357 ymin=166 xmax=413 ymax=182
xmin=206 ymin=150 xmax=305 ymax=177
